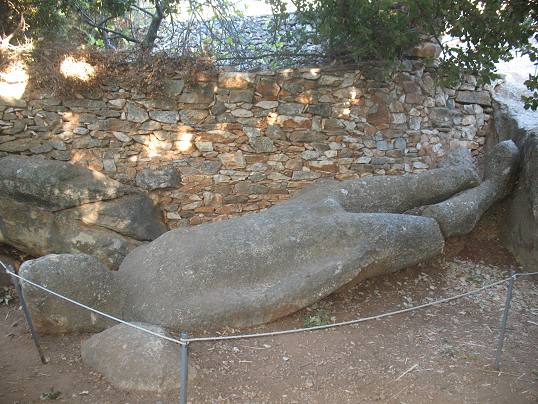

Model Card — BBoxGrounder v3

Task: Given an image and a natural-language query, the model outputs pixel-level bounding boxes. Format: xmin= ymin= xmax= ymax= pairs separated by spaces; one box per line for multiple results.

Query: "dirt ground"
xmin=1 ymin=208 xmax=537 ymax=404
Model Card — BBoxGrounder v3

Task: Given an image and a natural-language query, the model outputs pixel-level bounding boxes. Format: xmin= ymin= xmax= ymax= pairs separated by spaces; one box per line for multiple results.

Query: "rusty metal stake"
xmin=1 ymin=260 xmax=47 ymax=364
xmin=495 ymin=271 xmax=515 ymax=371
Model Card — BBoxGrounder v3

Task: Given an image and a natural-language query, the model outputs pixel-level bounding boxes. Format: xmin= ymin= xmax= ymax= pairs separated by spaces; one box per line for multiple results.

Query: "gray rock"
xmin=429 ymin=107 xmax=453 ymax=128
xmin=231 ymin=108 xmax=253 ymax=118
xmin=503 ymin=132 xmax=538 ymax=270
xmin=163 ymin=79 xmax=185 ymax=97
xmin=307 ymin=104 xmax=331 ymax=118
xmin=0 ymin=155 xmax=133 ymax=210
xmin=229 ymin=89 xmax=254 ymax=103
xmin=376 ymin=140 xmax=390 ymax=151
xmin=136 ymin=167 xmax=181 ymax=190
xmin=288 ymin=131 xmax=326 ymax=143
xmin=277 ymin=103 xmax=304 ymax=115
xmin=73 ymin=127 xmax=90 ymax=135
xmin=81 ymin=323 xmax=196 ymax=392
xmin=0 ymin=156 xmax=166 ymax=268
xmin=61 ymin=194 xmax=166 ymax=241
xmin=50 ymin=150 xmax=71 ymax=161
xmin=49 ymin=140 xmax=66 ymax=150
xmin=300 ymin=150 xmax=321 ymax=161
xmin=118 ymin=208 xmax=444 ymax=330
xmin=456 ymin=90 xmax=492 ymax=106
xmin=179 ymin=109 xmax=209 ymax=124
xmin=103 ymin=159 xmax=116 ymax=173
xmin=126 ymin=101 xmax=149 ymax=123
xmin=20 ymin=254 xmax=122 ymax=334
xmin=422 ymin=141 xmax=519 ymax=237
xmin=292 ymin=170 xmax=322 ymax=180
xmin=394 ymin=138 xmax=406 ymax=151
xmin=29 ymin=143 xmax=53 ymax=154
xmin=149 ymin=110 xmax=179 ymax=124
xmin=250 ymin=136 xmax=274 ymax=153
xmin=178 ymin=84 xmax=215 ymax=104
xmin=255 ymin=101 xmax=279 ymax=109
xmin=0 ymin=138 xmax=38 ymax=152
xmin=438 ymin=146 xmax=475 ymax=168
xmin=294 ymin=158 xmax=480 ymax=214
xmin=0 ymin=196 xmax=142 ymax=269
xmin=63 ymin=99 xmax=106 ymax=110
xmin=72 ymin=136 xmax=101 ymax=149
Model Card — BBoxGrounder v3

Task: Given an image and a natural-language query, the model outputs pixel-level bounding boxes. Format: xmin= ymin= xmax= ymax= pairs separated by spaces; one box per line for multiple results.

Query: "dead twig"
xmin=395 ymin=363 xmax=418 ymax=381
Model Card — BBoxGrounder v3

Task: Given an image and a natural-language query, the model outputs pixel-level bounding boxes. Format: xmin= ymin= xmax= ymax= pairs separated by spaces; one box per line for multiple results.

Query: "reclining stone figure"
xmin=18 ymin=141 xmax=519 ymax=334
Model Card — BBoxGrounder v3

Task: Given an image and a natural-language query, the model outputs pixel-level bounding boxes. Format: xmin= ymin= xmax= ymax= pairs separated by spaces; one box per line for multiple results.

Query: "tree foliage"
xmin=0 ymin=0 xmax=68 ymax=42
xmin=0 ymin=0 xmax=179 ymax=50
xmin=268 ymin=0 xmax=538 ymax=110
xmin=1 ymin=0 xmax=537 ymax=109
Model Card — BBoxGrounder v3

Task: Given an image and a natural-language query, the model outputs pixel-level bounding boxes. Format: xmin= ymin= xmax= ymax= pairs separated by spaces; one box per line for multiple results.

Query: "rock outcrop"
xmin=81 ymin=323 xmax=196 ymax=392
xmin=0 ymin=156 xmax=167 ymax=269
xmin=503 ymin=131 xmax=538 ymax=270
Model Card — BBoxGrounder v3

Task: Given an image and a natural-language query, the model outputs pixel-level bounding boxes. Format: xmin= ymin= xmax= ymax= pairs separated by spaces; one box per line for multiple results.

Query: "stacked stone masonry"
xmin=0 ymin=60 xmax=492 ymax=227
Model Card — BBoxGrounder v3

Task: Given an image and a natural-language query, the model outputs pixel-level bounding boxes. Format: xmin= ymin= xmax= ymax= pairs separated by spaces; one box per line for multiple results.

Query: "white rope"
xmin=0 ymin=261 xmax=186 ymax=345
xmin=185 ymin=277 xmax=513 ymax=342
xmin=1 ymin=258 xmax=536 ymax=345
xmin=515 ymin=271 xmax=538 ymax=277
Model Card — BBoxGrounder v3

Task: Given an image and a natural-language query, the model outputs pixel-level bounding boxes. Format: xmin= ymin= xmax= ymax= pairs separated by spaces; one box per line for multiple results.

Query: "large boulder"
xmin=502 ymin=131 xmax=538 ymax=270
xmin=81 ymin=323 xmax=196 ymax=392
xmin=0 ymin=156 xmax=132 ymax=210
xmin=0 ymin=156 xmax=167 ymax=269
xmin=19 ymin=254 xmax=122 ymax=334
xmin=421 ymin=140 xmax=520 ymax=237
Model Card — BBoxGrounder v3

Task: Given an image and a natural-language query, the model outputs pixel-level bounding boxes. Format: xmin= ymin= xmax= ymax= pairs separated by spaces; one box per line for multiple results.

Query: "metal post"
xmin=179 ymin=331 xmax=189 ymax=404
xmin=495 ymin=271 xmax=515 ymax=371
xmin=5 ymin=264 xmax=48 ymax=364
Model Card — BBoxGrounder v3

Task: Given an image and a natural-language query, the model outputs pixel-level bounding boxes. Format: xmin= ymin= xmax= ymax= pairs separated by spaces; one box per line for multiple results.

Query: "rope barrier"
xmin=185 ymin=276 xmax=513 ymax=342
xmin=4 ymin=260 xmax=536 ymax=404
xmin=514 ymin=271 xmax=538 ymax=277
xmin=0 ymin=261 xmax=186 ymax=346
xmin=1 ymin=258 xmax=536 ymax=345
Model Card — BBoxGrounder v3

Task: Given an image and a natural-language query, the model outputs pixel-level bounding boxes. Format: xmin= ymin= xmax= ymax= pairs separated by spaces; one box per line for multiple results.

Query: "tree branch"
xmin=71 ymin=3 xmax=140 ymax=44
xmin=0 ymin=14 xmax=25 ymax=49
xmin=131 ymin=4 xmax=155 ymax=17
xmin=141 ymin=0 xmax=164 ymax=50
xmin=215 ymin=52 xmax=324 ymax=61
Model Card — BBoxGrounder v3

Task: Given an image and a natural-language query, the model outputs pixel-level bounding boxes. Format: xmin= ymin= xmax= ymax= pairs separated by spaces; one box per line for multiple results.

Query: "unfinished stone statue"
xmin=18 ymin=142 xmax=519 ymax=334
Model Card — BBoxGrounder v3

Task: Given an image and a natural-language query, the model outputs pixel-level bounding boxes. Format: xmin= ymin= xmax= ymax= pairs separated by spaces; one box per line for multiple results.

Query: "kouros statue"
xmin=16 ymin=141 xmax=519 ymax=333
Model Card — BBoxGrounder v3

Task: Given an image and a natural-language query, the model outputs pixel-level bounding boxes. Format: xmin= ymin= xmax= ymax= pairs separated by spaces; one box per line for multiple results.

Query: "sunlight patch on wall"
xmin=60 ymin=56 xmax=96 ymax=81
xmin=176 ymin=133 xmax=193 ymax=152
xmin=0 ymin=61 xmax=28 ymax=100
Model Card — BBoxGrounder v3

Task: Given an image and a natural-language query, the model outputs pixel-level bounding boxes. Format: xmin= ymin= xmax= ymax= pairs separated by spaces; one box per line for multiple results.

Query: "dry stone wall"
xmin=0 ymin=60 xmax=493 ymax=228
